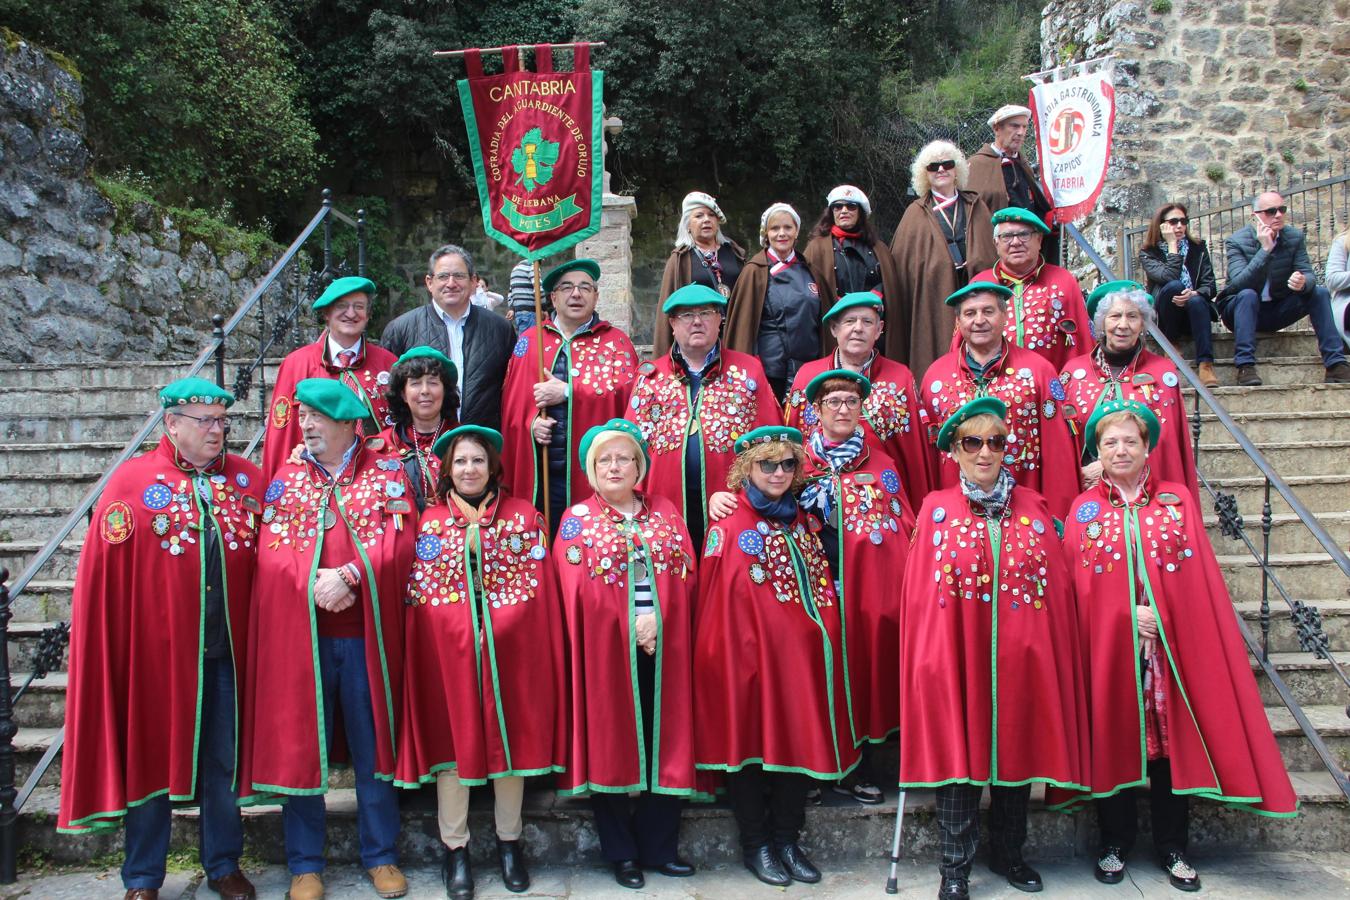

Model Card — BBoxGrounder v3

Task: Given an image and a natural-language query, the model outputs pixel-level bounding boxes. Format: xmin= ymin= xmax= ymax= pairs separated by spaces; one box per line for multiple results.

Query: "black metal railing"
xmin=0 ymin=189 xmax=367 ymax=882
xmin=1066 ymin=221 xmax=1350 ymax=802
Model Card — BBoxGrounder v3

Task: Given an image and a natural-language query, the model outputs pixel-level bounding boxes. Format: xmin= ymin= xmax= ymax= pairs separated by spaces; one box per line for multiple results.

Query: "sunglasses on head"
xmin=926 ymin=159 xmax=957 ymax=172
xmin=831 ymin=201 xmax=860 ymax=211
xmin=1163 ymin=216 xmax=1188 ymax=226
xmin=959 ymin=434 xmax=1008 ymax=454
xmin=1256 ymin=205 xmax=1288 ymax=216
xmin=756 ymin=457 xmax=798 ymax=474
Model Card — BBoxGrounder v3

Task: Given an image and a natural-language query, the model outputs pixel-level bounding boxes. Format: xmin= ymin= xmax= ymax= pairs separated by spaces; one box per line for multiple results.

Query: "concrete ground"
xmin=6 ymin=851 xmax=1350 ymax=899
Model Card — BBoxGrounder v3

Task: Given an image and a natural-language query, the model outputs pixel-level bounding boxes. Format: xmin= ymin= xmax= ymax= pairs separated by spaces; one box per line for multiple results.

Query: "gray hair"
xmin=674 ymin=209 xmax=729 ymax=251
xmin=1251 ymin=190 xmax=1283 ymax=211
xmin=1093 ymin=289 xmax=1157 ymax=337
xmin=910 ymin=140 xmax=970 ymax=197
xmin=428 ymin=244 xmax=475 ymax=276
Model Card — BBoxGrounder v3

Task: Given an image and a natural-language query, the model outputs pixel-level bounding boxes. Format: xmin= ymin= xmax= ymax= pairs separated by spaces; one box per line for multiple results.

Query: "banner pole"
xmin=434 ymin=41 xmax=606 ymax=59
xmin=533 ymin=260 xmax=551 ymax=530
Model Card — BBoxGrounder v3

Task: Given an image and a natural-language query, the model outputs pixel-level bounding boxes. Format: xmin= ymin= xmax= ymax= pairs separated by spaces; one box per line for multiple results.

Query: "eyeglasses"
xmin=1255 ymin=205 xmax=1288 ymax=216
xmin=331 ymin=301 xmax=369 ymax=314
xmin=430 ymin=271 xmax=472 ymax=283
xmin=959 ymin=434 xmax=1007 ymax=454
xmin=821 ymin=396 xmax=862 ymax=410
xmin=755 ymin=457 xmax=798 ymax=474
xmin=926 ymin=159 xmax=957 ymax=172
xmin=553 ymin=282 xmax=597 ymax=295
xmin=173 ymin=412 xmax=231 ymax=431
xmin=830 ymin=201 xmax=860 ymax=211
xmin=596 ymin=454 xmax=637 ymax=470
xmin=1163 ymin=216 xmax=1189 ymax=226
xmin=995 ymin=230 xmax=1036 ymax=244
xmin=672 ymin=308 xmax=720 ymax=323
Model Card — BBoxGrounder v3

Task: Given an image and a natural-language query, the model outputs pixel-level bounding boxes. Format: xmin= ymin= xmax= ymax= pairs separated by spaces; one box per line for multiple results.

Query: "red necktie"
xmin=337 ymin=349 xmax=357 ymax=369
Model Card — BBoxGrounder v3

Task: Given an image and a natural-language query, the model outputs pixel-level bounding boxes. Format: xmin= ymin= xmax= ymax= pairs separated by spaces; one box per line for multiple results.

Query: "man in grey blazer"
xmin=382 ymin=244 xmax=516 ymax=430
xmin=1219 ymin=191 xmax=1348 ymax=385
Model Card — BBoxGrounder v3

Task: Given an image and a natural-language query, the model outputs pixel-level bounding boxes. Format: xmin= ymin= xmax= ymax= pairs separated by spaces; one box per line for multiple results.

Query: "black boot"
xmin=775 ymin=842 xmax=822 ymax=884
xmin=497 ymin=839 xmax=529 ymax=893
xmin=743 ymin=843 xmax=790 ymax=886
xmin=990 ymin=854 xmax=1043 ymax=893
xmin=442 ymin=846 xmax=473 ymax=900
xmin=938 ymin=875 xmax=970 ymax=899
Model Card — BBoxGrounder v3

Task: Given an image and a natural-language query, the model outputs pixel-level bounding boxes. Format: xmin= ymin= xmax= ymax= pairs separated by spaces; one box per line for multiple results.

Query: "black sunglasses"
xmin=830 ymin=201 xmax=860 ymax=211
xmin=756 ymin=457 xmax=798 ymax=474
xmin=959 ymin=434 xmax=1008 ymax=454
xmin=926 ymin=159 xmax=957 ymax=172
xmin=1163 ymin=216 xmax=1188 ymax=226
xmin=1255 ymin=205 xmax=1288 ymax=216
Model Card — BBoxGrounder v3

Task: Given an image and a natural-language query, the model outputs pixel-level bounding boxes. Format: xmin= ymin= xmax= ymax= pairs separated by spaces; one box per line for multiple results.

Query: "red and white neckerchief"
xmin=995 ymin=146 xmax=1019 ymax=167
xmin=932 ymin=191 xmax=960 ymax=233
xmin=767 ymin=248 xmax=797 ymax=277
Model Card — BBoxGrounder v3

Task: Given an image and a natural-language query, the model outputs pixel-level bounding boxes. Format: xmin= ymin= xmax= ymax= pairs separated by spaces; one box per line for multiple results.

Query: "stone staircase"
xmin=1 ymin=328 xmax=1347 ymax=873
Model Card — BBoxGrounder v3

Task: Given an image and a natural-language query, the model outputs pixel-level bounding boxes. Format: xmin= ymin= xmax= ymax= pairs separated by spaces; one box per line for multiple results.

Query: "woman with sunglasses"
xmin=652 ymin=191 xmax=747 ymax=357
xmin=554 ymin=419 xmax=700 ymax=889
xmin=1064 ymin=400 xmax=1296 ymax=892
xmin=899 ymin=397 xmax=1087 ymax=900
xmin=1059 ymin=281 xmax=1199 ymax=503
xmin=891 ymin=141 xmax=997 ymax=377
xmin=378 ymin=346 xmax=460 ymax=513
xmin=695 ymin=426 xmax=858 ymax=887
xmin=803 ymin=185 xmax=905 ymax=360
xmin=1137 ymin=203 xmax=1219 ymax=388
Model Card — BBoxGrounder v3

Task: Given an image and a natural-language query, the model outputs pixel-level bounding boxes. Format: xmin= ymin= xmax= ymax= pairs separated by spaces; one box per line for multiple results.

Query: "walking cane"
xmin=884 ymin=789 xmax=908 ymax=894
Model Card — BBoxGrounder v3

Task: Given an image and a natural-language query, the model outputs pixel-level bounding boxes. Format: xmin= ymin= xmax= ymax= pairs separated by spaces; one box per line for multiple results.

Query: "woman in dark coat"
xmin=652 ymin=191 xmax=746 ymax=358
xmin=1136 ymin=202 xmax=1218 ymax=387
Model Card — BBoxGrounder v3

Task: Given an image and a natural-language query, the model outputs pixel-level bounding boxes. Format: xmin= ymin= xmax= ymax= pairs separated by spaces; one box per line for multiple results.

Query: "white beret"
xmin=988 ymin=104 xmax=1033 ymax=128
xmin=681 ymin=191 xmax=725 ymax=223
xmin=826 ymin=184 xmax=871 ymax=215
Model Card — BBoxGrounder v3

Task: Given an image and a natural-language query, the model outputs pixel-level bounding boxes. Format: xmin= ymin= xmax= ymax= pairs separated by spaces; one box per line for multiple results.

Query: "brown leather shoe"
xmin=288 ymin=872 xmax=324 ymax=900
xmin=367 ymin=864 xmax=408 ymax=898
xmin=1197 ymin=362 xmax=1219 ymax=388
xmin=1236 ymin=364 xmax=1263 ymax=386
xmin=207 ymin=869 xmax=257 ymax=899
xmin=124 ymin=891 xmax=159 ymax=900
xmin=1326 ymin=361 xmax=1350 ymax=384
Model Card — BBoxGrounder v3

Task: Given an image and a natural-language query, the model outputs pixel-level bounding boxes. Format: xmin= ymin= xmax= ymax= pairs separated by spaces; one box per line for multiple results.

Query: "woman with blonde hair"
xmin=890 ymin=140 xmax=997 ymax=376
xmin=653 ymin=191 xmax=747 ymax=357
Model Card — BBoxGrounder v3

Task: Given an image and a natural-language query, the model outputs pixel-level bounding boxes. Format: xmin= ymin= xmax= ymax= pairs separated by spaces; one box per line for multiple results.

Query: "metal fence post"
xmin=0 ymin=568 xmax=18 ymax=884
xmin=321 ymin=188 xmax=333 ymax=275
xmin=357 ymin=209 xmax=367 ymax=278
xmin=212 ymin=314 xmax=226 ymax=389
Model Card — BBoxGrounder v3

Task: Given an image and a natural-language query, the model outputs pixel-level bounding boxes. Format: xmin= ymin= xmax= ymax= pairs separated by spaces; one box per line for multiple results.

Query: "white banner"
xmin=1028 ymin=59 xmax=1116 ymax=224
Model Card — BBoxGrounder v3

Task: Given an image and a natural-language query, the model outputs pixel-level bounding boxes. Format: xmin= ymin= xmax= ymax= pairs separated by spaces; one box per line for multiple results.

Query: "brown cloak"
xmin=724 ymin=249 xmax=836 ymax=359
xmin=967 ymin=143 xmax=1059 ymax=260
xmin=653 ymin=241 xmax=747 ymax=359
xmin=890 ymin=191 xmax=997 ymax=378
xmin=803 ymin=234 xmax=906 ymax=362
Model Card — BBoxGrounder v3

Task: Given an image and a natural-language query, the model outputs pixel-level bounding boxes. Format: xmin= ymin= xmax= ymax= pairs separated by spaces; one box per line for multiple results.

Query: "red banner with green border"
xmin=456 ymin=44 xmax=604 ymax=261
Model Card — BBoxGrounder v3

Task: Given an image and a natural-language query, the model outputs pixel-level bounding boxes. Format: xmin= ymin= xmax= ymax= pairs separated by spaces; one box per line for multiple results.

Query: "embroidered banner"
xmin=456 ymin=44 xmax=604 ymax=260
xmin=1029 ymin=59 xmax=1116 ymax=224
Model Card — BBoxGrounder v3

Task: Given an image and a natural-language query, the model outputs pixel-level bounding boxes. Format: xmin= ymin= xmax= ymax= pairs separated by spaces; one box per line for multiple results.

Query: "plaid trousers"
xmin=934 ymin=782 xmax=1031 ymax=878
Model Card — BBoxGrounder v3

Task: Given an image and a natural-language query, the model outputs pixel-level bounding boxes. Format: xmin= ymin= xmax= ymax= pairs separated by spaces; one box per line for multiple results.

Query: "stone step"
xmin=1265 ymin=705 xmax=1350 ymax=772
xmin=1237 ymin=599 xmax=1350 ymax=655
xmin=1205 ymin=474 xmax=1350 ymax=518
xmin=1182 ymin=322 xmax=1323 ymax=359
xmin=1219 ymin=552 xmax=1350 ymax=604
xmin=1207 ymin=511 xmax=1350 ymax=557
xmin=1201 ymin=357 xmax=1336 ymax=387
xmin=17 ymin=771 xmax=1348 ymax=868
xmin=0 ymin=540 xmax=81 ymax=582
xmin=1197 ymin=410 xmax=1345 ymax=444
xmin=7 ymin=580 xmax=73 ymax=624
xmin=1252 ymin=653 xmax=1350 ymax=708
xmin=1198 ymin=440 xmax=1350 ymax=479
xmin=0 ymin=471 xmax=103 ymax=508
xmin=0 ymin=360 xmax=284 ymax=390
xmin=0 ymin=507 xmax=86 ymax=542
xmin=6 ymin=621 xmax=70 ymax=674
xmin=0 ymin=436 xmax=261 ymax=477
xmin=1186 ymin=383 xmax=1350 ymax=415
xmin=0 ymin=409 xmax=267 ymax=444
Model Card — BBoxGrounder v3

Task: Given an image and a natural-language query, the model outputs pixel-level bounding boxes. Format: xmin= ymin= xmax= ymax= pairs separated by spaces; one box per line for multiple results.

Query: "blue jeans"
xmin=1156 ymin=280 xmax=1215 ymax=363
xmin=512 ymin=310 xmax=536 ymax=336
xmin=122 ymin=657 xmax=243 ymax=889
xmin=282 ymin=637 xmax=401 ymax=874
xmin=1223 ymin=286 xmax=1345 ymax=367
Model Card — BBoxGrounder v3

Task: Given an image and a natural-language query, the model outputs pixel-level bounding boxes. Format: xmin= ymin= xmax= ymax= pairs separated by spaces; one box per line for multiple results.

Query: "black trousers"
xmin=589 ymin=651 xmax=682 ymax=865
xmin=1095 ymin=758 xmax=1190 ymax=859
xmin=935 ymin=783 xmax=1030 ymax=879
xmin=726 ymin=766 xmax=810 ymax=850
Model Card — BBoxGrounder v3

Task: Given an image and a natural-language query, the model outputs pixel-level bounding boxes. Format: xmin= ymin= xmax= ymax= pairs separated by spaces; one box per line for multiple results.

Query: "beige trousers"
xmin=435 ymin=769 xmax=525 ymax=849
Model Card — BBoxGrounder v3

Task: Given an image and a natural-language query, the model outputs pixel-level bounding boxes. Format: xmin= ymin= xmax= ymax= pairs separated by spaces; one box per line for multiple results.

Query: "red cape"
xmin=1064 ymin=478 xmax=1297 ymax=815
xmin=376 ymin=423 xmax=445 ymax=510
xmin=1058 ymin=347 xmax=1200 ymax=504
xmin=554 ymin=492 xmax=701 ymax=796
xmin=898 ymin=485 xmax=1088 ymax=795
xmin=803 ymin=444 xmax=915 ymax=743
xmin=262 ymin=333 xmax=396 ymax=476
xmin=240 ymin=444 xmax=415 ymax=802
xmin=786 ymin=354 xmax=936 ymax=511
xmin=59 ymin=438 xmax=263 ymax=833
xmin=396 ymin=493 xmax=566 ymax=786
xmin=626 ymin=348 xmax=780 ymax=543
xmin=694 ymin=497 xmax=860 ymax=778
xmin=500 ymin=319 xmax=638 ymax=508
xmin=920 ymin=342 xmax=1081 ymax=517
xmin=962 ymin=261 xmax=1092 ymax=372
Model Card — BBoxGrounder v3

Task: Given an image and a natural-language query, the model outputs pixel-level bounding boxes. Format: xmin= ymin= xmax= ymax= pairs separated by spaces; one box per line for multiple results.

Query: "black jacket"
xmin=1219 ymin=224 xmax=1317 ymax=313
xmin=380 ymin=302 xmax=515 ymax=431
xmin=1138 ymin=238 xmax=1218 ymax=321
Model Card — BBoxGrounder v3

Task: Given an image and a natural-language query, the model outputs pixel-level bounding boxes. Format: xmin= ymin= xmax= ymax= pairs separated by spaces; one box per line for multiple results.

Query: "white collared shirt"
xmin=432 ymin=301 xmax=471 ymax=410
xmin=327 ymin=334 xmax=363 ymax=366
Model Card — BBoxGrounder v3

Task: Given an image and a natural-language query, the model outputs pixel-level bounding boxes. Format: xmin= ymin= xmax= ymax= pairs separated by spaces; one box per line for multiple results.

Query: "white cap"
xmin=988 ymin=104 xmax=1033 ymax=128
xmin=758 ymin=202 xmax=801 ymax=248
xmin=681 ymin=191 xmax=725 ymax=223
xmin=826 ymin=184 xmax=871 ymax=215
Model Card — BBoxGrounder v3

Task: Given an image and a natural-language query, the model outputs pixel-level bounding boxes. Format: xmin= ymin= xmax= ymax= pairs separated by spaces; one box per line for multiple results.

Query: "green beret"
xmin=578 ymin=418 xmax=649 ymax=470
xmin=662 ymin=283 xmax=727 ymax=314
xmin=945 ymin=281 xmax=1014 ymax=308
xmin=734 ymin=425 xmax=804 ymax=455
xmin=805 ymin=368 xmax=872 ymax=403
xmin=312 ymin=276 xmax=376 ymax=312
xmin=433 ymin=424 xmax=503 ymax=458
xmin=394 ymin=345 xmax=458 ymax=384
xmin=1082 ymin=399 xmax=1160 ymax=459
xmin=822 ymin=291 xmax=884 ymax=323
xmin=1086 ymin=279 xmax=1149 ymax=319
xmin=160 ymin=376 xmax=235 ymax=409
xmin=294 ymin=377 xmax=370 ymax=421
xmin=990 ymin=207 xmax=1050 ymax=235
xmin=936 ymin=396 xmax=1008 ymax=451
xmin=542 ymin=258 xmax=601 ymax=294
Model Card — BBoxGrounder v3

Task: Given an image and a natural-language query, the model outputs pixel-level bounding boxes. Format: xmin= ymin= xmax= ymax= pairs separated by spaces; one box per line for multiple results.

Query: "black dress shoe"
xmin=776 ymin=842 xmax=822 ymax=884
xmin=1095 ymin=846 xmax=1126 ymax=884
xmin=743 ymin=843 xmax=791 ymax=886
xmin=442 ymin=846 xmax=474 ymax=900
xmin=497 ymin=839 xmax=529 ymax=893
xmin=990 ymin=857 xmax=1043 ymax=892
xmin=938 ymin=876 xmax=970 ymax=899
xmin=613 ymin=860 xmax=644 ymax=889
xmin=1161 ymin=852 xmax=1201 ymax=892
xmin=649 ymin=859 xmax=695 ymax=877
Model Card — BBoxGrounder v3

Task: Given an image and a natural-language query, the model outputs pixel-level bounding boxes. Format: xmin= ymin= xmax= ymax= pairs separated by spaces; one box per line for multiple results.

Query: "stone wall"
xmin=0 ymin=36 xmax=274 ymax=363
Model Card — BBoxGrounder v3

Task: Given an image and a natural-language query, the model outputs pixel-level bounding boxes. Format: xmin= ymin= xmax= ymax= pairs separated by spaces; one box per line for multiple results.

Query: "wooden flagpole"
xmin=433 ymin=41 xmax=605 ymax=58
xmin=532 ymin=260 xmax=550 ymax=529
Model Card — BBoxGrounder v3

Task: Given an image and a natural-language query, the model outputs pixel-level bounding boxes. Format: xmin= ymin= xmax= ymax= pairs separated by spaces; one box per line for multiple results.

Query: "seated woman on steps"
xmin=1137 ymin=203 xmax=1220 ymax=388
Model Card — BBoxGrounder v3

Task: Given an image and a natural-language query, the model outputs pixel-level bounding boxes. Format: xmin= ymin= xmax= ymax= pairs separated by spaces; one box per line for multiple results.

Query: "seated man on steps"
xmin=1218 ymin=191 xmax=1349 ymax=386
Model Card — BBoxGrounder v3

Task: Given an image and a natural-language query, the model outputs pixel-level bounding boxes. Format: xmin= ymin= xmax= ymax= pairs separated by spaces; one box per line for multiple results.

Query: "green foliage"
xmin=1205 ymin=164 xmax=1226 ymax=183
xmin=1150 ymin=0 xmax=1172 ymax=13
xmin=1293 ymin=76 xmax=1308 ymax=91
xmin=326 ymin=194 xmax=398 ymax=325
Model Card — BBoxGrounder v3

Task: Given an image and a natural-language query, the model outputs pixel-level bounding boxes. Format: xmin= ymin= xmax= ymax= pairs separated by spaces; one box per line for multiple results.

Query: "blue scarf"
xmin=745 ymin=482 xmax=798 ymax=525
xmin=960 ymin=466 xmax=1015 ymax=520
xmin=1177 ymin=236 xmax=1193 ymax=290
xmin=799 ymin=428 xmax=865 ymax=521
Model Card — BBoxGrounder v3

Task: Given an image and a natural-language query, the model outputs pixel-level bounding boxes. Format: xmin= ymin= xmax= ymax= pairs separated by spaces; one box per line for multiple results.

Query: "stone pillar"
xmin=576 ymin=112 xmax=637 ymax=334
